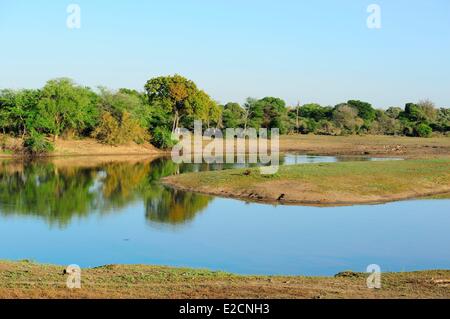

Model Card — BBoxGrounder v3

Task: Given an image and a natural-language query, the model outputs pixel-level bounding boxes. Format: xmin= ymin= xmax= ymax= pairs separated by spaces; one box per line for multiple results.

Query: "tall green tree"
xmin=185 ymin=90 xmax=222 ymax=128
xmin=259 ymin=97 xmax=288 ymax=133
xmin=0 ymin=89 xmax=41 ymax=137
xmin=97 ymin=87 xmax=151 ymax=128
xmin=145 ymin=75 xmax=198 ymax=132
xmin=222 ymin=102 xmax=244 ymax=128
xmin=347 ymin=100 xmax=376 ymax=128
xmin=36 ymin=78 xmax=98 ymax=140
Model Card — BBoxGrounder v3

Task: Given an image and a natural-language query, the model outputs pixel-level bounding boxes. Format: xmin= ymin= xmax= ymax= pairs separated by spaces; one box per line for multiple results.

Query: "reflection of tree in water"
xmin=143 ymin=158 xmax=212 ymax=225
xmin=0 ymin=161 xmax=97 ymax=227
xmin=99 ymin=162 xmax=151 ymax=209
xmin=0 ymin=158 xmax=213 ymax=228
xmin=145 ymin=185 xmax=211 ymax=226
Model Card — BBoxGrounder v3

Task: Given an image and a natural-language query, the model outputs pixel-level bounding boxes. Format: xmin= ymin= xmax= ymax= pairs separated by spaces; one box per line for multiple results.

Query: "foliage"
xmin=184 ymin=90 xmax=222 ymax=129
xmin=222 ymin=102 xmax=244 ymax=128
xmin=36 ymin=78 xmax=98 ymax=139
xmin=98 ymin=87 xmax=151 ymax=128
xmin=92 ymin=111 xmax=149 ymax=145
xmin=151 ymin=127 xmax=176 ymax=149
xmin=0 ymin=76 xmax=449 ymax=151
xmin=145 ymin=75 xmax=198 ymax=132
xmin=333 ymin=104 xmax=364 ymax=134
xmin=347 ymin=100 xmax=376 ymax=125
xmin=23 ymin=130 xmax=54 ymax=156
xmin=0 ymin=89 xmax=41 ymax=137
xmin=242 ymin=97 xmax=288 ymax=133
xmin=415 ymin=123 xmax=433 ymax=138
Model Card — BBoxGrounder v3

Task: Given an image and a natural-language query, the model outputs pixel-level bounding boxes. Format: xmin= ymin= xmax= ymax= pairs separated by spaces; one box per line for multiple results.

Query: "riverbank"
xmin=279 ymin=135 xmax=450 ymax=158
xmin=0 ymin=260 xmax=449 ymax=299
xmin=163 ymin=159 xmax=450 ymax=206
xmin=1 ymin=135 xmax=450 ymax=159
xmin=0 ymin=137 xmax=161 ymax=158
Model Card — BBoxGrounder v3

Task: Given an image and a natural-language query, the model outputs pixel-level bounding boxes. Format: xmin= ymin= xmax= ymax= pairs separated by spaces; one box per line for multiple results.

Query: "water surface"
xmin=0 ymin=155 xmax=448 ymax=276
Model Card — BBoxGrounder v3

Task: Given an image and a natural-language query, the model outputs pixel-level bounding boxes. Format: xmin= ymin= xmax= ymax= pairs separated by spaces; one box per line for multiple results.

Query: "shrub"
xmin=92 ymin=111 xmax=149 ymax=145
xmin=119 ymin=112 xmax=150 ymax=144
xmin=92 ymin=112 xmax=120 ymax=145
xmin=23 ymin=131 xmax=54 ymax=156
xmin=415 ymin=123 xmax=432 ymax=138
xmin=151 ymin=127 xmax=176 ymax=149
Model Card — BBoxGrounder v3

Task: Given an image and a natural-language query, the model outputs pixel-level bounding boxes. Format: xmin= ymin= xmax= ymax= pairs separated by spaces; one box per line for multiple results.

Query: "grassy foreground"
xmin=163 ymin=159 xmax=450 ymax=205
xmin=0 ymin=261 xmax=449 ymax=299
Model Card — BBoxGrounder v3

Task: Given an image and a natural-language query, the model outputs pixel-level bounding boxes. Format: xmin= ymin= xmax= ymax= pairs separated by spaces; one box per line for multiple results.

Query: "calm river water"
xmin=0 ymin=154 xmax=448 ymax=276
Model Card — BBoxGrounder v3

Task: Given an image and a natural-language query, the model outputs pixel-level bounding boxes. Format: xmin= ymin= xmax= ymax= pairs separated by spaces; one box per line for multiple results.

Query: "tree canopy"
xmin=0 ymin=75 xmax=449 ymax=156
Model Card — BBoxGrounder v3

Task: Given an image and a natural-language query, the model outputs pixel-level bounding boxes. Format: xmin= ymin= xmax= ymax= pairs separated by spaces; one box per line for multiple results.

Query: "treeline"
xmin=224 ymin=98 xmax=449 ymax=137
xmin=0 ymin=75 xmax=449 ymax=154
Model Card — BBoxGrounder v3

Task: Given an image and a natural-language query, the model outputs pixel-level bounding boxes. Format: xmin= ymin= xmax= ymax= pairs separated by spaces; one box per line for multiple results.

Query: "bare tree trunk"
xmin=172 ymin=111 xmax=179 ymax=133
xmin=244 ymin=110 xmax=249 ymax=132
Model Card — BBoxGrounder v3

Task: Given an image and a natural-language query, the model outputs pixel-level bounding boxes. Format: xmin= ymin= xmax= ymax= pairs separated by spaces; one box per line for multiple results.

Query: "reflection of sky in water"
xmin=0 ymin=155 xmax=447 ymax=276
xmin=283 ymin=154 xmax=404 ymax=165
xmin=0 ymin=198 xmax=449 ymax=276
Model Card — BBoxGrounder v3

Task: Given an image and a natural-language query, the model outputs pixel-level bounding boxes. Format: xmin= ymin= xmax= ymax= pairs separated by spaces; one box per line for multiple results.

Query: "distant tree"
xmin=184 ymin=90 xmax=221 ymax=129
xmin=333 ymin=104 xmax=364 ymax=134
xmin=145 ymin=75 xmax=198 ymax=132
xmin=286 ymin=106 xmax=299 ymax=133
xmin=370 ymin=110 xmax=401 ymax=135
xmin=298 ymin=118 xmax=318 ymax=134
xmin=242 ymin=98 xmax=262 ymax=131
xmin=400 ymin=100 xmax=440 ymax=136
xmin=385 ymin=107 xmax=402 ymax=119
xmin=92 ymin=111 xmax=149 ymax=145
xmin=0 ymin=89 xmax=41 ymax=137
xmin=36 ymin=78 xmax=98 ymax=140
xmin=222 ymin=102 xmax=244 ymax=128
xmin=402 ymin=103 xmax=424 ymax=122
xmin=417 ymin=99 xmax=438 ymax=123
xmin=431 ymin=108 xmax=450 ymax=133
xmin=97 ymin=88 xmax=151 ymax=128
xmin=316 ymin=119 xmax=340 ymax=136
xmin=415 ymin=123 xmax=433 ymax=138
xmin=347 ymin=100 xmax=376 ymax=129
xmin=299 ymin=103 xmax=333 ymax=122
xmin=258 ymin=97 xmax=288 ymax=133
xmin=244 ymin=97 xmax=288 ymax=133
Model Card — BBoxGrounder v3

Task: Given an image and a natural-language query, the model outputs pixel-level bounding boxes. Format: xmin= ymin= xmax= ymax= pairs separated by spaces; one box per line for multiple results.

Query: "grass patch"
xmin=0 ymin=260 xmax=449 ymax=299
xmin=163 ymin=159 xmax=450 ymax=205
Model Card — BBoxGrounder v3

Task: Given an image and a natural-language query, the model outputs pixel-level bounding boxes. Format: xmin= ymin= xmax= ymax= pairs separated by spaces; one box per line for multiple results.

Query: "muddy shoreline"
xmin=162 ymin=180 xmax=450 ymax=207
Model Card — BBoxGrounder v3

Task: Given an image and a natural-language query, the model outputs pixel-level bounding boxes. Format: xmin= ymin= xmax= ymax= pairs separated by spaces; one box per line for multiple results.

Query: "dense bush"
xmin=23 ymin=130 xmax=54 ymax=156
xmin=151 ymin=127 xmax=176 ymax=149
xmin=415 ymin=123 xmax=433 ymax=138
xmin=92 ymin=111 xmax=149 ymax=145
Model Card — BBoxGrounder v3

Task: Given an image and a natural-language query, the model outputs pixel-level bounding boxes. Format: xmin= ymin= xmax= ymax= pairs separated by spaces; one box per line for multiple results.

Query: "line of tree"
xmin=1 ymin=75 xmax=449 ymax=154
xmin=223 ymin=98 xmax=449 ymax=137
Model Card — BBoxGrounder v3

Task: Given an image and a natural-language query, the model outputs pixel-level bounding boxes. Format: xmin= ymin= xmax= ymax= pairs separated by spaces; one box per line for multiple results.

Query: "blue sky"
xmin=1 ymin=0 xmax=449 ymax=108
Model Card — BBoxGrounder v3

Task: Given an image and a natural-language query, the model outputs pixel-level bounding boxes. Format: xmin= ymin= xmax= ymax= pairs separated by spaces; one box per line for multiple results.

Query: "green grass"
xmin=163 ymin=159 xmax=450 ymax=204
